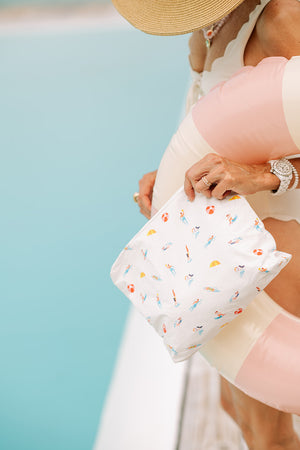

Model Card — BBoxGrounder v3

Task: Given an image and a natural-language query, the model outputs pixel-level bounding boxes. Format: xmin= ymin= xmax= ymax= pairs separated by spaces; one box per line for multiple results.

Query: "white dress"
xmin=152 ymin=1 xmax=300 ymax=448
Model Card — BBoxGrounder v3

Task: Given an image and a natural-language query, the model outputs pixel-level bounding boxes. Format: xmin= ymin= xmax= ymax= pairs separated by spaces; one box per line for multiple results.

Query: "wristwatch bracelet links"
xmin=269 ymin=158 xmax=299 ymax=196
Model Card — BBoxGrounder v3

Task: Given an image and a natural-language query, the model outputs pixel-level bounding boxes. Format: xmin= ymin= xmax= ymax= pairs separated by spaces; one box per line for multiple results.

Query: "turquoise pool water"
xmin=0 ymin=25 xmax=189 ymax=449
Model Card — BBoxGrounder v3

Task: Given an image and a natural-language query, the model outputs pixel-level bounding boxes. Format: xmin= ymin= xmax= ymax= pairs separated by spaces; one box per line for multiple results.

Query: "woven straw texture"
xmin=111 ymin=0 xmax=245 ymax=35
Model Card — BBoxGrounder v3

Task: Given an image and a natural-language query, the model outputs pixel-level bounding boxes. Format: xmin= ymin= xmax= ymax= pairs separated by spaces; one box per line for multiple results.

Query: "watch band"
xmin=289 ymin=164 xmax=299 ymax=191
xmin=269 ymin=158 xmax=294 ymax=196
xmin=286 ymin=156 xmax=300 ymax=191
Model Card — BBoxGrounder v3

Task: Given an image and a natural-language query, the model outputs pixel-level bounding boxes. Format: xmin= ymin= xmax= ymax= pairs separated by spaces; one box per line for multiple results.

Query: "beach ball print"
xmin=253 ymin=248 xmax=263 ymax=256
xmin=161 ymin=212 xmax=169 ymax=222
xmin=127 ymin=284 xmax=135 ymax=293
xmin=206 ymin=205 xmax=215 ymax=214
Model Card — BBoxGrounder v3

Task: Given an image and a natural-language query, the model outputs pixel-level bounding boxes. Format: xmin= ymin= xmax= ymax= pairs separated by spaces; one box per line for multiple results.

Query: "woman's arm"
xmin=256 ymin=0 xmax=300 ymax=59
xmin=245 ymin=0 xmax=300 ymax=66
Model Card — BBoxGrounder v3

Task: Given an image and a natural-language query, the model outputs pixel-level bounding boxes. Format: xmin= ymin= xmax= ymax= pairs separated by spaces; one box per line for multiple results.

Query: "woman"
xmin=112 ymin=0 xmax=300 ymax=448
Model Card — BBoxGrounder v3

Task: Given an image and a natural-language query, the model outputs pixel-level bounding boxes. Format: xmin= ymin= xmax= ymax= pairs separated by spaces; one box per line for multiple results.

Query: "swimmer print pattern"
xmin=111 ymin=187 xmax=291 ymax=362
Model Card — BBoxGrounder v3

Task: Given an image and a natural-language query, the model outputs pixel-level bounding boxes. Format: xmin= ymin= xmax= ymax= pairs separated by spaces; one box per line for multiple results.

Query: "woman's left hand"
xmin=184 ymin=153 xmax=279 ymax=201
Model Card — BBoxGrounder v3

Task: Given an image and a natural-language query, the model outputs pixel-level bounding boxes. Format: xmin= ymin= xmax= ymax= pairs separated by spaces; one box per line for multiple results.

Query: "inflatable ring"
xmin=152 ymin=56 xmax=300 ymax=414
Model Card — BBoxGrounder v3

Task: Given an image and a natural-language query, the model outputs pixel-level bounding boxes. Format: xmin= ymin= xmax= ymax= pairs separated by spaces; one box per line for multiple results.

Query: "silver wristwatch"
xmin=269 ymin=158 xmax=296 ymax=196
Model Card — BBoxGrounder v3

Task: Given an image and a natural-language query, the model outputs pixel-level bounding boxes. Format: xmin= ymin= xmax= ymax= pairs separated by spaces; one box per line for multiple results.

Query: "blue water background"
xmin=0 ymin=28 xmax=189 ymax=449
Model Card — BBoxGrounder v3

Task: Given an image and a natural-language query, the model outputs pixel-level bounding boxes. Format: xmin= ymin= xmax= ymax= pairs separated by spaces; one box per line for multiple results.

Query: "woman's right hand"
xmin=137 ymin=170 xmax=157 ymax=219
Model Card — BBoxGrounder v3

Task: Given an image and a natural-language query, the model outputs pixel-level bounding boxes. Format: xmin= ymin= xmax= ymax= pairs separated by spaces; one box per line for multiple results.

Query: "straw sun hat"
xmin=111 ymin=0 xmax=245 ymax=36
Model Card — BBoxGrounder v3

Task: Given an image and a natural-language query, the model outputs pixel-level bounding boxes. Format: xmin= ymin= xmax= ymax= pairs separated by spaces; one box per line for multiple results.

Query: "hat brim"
xmin=111 ymin=0 xmax=245 ymax=36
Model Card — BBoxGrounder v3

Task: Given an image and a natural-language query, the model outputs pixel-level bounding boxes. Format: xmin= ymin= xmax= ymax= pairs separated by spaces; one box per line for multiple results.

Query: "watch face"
xmin=274 ymin=160 xmax=292 ymax=176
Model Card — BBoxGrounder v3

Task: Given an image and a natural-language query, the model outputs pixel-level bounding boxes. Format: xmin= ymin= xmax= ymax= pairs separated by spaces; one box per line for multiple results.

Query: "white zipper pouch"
xmin=110 ymin=187 xmax=291 ymax=362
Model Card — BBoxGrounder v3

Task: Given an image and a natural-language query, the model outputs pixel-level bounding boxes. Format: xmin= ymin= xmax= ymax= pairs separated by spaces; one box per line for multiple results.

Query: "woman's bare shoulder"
xmin=256 ymin=0 xmax=300 ymax=58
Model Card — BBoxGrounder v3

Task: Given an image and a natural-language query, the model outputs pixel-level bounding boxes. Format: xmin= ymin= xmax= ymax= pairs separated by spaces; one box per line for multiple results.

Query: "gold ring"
xmin=133 ymin=192 xmax=140 ymax=203
xmin=201 ymin=176 xmax=212 ymax=188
